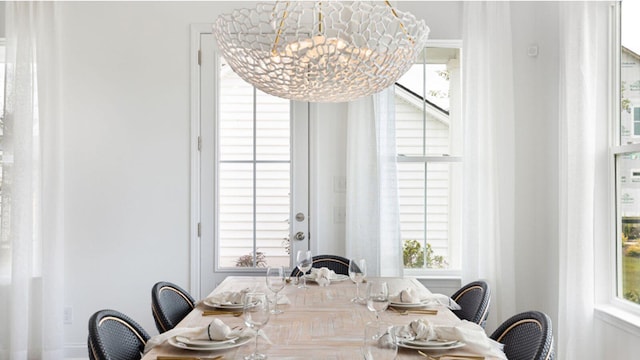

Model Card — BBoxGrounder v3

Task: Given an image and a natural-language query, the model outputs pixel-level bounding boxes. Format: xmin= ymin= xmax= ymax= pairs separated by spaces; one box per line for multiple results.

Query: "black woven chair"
xmin=88 ymin=309 xmax=150 ymax=360
xmin=151 ymin=281 xmax=196 ymax=333
xmin=490 ymin=310 xmax=555 ymax=360
xmin=290 ymin=254 xmax=350 ymax=277
xmin=451 ymin=280 xmax=491 ymax=328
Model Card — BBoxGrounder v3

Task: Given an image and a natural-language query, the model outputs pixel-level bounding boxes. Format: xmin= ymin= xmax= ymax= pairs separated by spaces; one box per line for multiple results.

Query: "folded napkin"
xmin=144 ymin=318 xmax=245 ymax=353
xmin=395 ymin=319 xmax=506 ymax=359
xmin=202 ymin=288 xmax=251 ymax=305
xmin=390 ymin=288 xmax=461 ymax=310
xmin=309 ymin=267 xmax=335 ymax=286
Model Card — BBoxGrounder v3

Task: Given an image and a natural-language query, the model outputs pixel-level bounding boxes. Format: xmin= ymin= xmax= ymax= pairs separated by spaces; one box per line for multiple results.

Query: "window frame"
xmin=394 ymin=40 xmax=463 ymax=276
xmin=600 ymin=1 xmax=640 ymax=327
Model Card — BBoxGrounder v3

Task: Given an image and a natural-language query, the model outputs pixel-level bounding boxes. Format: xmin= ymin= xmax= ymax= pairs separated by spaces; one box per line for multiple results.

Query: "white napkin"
xmin=389 ymin=288 xmax=461 ymax=310
xmin=201 ymin=288 xmax=251 ymax=305
xmin=144 ymin=318 xmax=247 ymax=353
xmin=395 ymin=319 xmax=506 ymax=359
xmin=309 ymin=267 xmax=334 ymax=286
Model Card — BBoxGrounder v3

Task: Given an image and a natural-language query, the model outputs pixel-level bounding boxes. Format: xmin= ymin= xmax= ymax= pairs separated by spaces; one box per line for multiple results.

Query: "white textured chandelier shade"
xmin=213 ymin=1 xmax=429 ymax=103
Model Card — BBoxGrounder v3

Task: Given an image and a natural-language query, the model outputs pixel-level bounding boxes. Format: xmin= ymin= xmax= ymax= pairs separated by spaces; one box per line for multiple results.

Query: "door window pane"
xmin=217 ymin=59 xmax=292 ymax=269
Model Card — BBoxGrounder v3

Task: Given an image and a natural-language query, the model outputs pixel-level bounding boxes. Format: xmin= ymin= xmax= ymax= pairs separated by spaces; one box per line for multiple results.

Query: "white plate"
xmin=389 ymin=301 xmax=431 ymax=309
xmin=395 ymin=340 xmax=465 ymax=351
xmin=400 ymin=339 xmax=459 ymax=347
xmin=168 ymin=335 xmax=252 ymax=351
xmin=175 ymin=336 xmax=239 ymax=347
xmin=303 ymin=274 xmax=350 ymax=282
xmin=202 ymin=298 xmax=244 ymax=310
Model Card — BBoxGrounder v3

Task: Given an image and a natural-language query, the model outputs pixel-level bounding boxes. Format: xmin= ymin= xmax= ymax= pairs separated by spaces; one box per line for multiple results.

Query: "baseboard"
xmin=64 ymin=342 xmax=88 ymax=359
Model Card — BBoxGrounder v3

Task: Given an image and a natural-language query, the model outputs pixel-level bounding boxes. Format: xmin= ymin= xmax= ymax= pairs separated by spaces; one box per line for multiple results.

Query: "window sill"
xmin=403 ymin=269 xmax=461 ymax=279
xmin=594 ymin=304 xmax=640 ymax=337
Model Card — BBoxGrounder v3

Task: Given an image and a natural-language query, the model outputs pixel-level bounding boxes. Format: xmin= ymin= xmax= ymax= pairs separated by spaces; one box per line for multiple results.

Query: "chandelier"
xmin=213 ymin=1 xmax=429 ymax=103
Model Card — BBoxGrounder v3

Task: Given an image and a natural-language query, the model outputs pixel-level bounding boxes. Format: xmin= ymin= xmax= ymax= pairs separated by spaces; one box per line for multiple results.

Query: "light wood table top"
xmin=143 ymin=276 xmax=495 ymax=360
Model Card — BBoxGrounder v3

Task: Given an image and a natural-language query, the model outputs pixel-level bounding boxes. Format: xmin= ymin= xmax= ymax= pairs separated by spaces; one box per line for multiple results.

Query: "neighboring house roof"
xmin=623 ymin=46 xmax=640 ymax=61
xmin=394 ymin=82 xmax=450 ymax=126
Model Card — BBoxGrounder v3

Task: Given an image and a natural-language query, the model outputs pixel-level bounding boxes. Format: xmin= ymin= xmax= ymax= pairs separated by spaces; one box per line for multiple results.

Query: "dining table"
xmin=142 ymin=275 xmax=500 ymax=360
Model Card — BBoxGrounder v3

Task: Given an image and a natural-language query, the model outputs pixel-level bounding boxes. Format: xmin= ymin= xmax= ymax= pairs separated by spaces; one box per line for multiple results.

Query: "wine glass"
xmin=296 ymin=250 xmax=313 ymax=289
xmin=366 ymin=281 xmax=389 ymax=323
xmin=348 ymin=258 xmax=367 ymax=304
xmin=243 ymin=292 xmax=270 ymax=360
xmin=363 ymin=321 xmax=398 ymax=360
xmin=265 ymin=266 xmax=285 ymax=314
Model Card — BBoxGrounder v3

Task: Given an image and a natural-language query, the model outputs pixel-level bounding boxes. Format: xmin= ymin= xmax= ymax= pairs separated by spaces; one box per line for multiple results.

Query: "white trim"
xmin=612 ymin=143 xmax=640 ymax=154
xmin=397 ymin=155 xmax=462 ymax=163
xmin=189 ymin=24 xmax=211 ymax=300
xmin=64 ymin=342 xmax=89 ymax=359
xmin=595 ymin=304 xmax=640 ymax=337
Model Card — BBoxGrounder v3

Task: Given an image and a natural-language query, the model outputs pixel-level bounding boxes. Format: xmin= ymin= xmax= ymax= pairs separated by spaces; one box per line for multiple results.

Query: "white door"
xmin=197 ymin=31 xmax=310 ymax=297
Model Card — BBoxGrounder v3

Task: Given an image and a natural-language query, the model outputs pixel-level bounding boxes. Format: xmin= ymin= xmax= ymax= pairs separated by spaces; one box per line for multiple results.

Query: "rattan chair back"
xmin=290 ymin=254 xmax=350 ymax=277
xmin=151 ymin=281 xmax=196 ymax=333
xmin=490 ymin=310 xmax=555 ymax=360
xmin=88 ymin=309 xmax=150 ymax=360
xmin=451 ymin=280 xmax=491 ymax=328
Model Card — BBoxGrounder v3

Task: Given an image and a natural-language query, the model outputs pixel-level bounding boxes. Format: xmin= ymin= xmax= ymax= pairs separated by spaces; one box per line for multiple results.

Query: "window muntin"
xmin=395 ymin=46 xmax=462 ymax=271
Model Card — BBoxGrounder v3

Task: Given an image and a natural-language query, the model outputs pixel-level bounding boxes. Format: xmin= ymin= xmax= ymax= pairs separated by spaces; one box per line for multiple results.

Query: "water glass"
xmin=366 ymin=281 xmax=389 ymax=323
xmin=266 ymin=266 xmax=285 ymax=314
xmin=296 ymin=250 xmax=313 ymax=289
xmin=243 ymin=292 xmax=270 ymax=360
xmin=363 ymin=321 xmax=398 ymax=360
xmin=348 ymin=258 xmax=367 ymax=304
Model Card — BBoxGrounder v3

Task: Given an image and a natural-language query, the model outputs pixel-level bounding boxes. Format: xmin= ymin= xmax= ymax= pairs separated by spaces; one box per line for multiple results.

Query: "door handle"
xmin=294 ymin=231 xmax=305 ymax=241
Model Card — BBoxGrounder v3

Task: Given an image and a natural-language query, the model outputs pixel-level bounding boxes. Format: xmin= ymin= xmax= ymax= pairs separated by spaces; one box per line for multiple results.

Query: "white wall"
xmin=54 ymin=0 xmax=640 ymax=358
xmin=59 ymin=1 xmax=252 ymax=354
xmin=510 ymin=1 xmax=560 ymax=325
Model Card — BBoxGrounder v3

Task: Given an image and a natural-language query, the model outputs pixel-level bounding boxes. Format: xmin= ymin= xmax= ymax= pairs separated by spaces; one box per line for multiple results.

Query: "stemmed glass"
xmin=363 ymin=321 xmax=398 ymax=360
xmin=296 ymin=250 xmax=313 ymax=289
xmin=348 ymin=258 xmax=367 ymax=304
xmin=366 ymin=281 xmax=389 ymax=323
xmin=265 ymin=266 xmax=285 ymax=315
xmin=243 ymin=292 xmax=270 ymax=360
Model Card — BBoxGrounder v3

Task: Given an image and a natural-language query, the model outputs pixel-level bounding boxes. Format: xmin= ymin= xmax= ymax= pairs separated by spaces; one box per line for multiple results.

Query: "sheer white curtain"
xmin=557 ymin=2 xmax=609 ymax=359
xmin=461 ymin=2 xmax=516 ymax=332
xmin=345 ymin=88 xmax=402 ymax=277
xmin=0 ymin=2 xmax=64 ymax=359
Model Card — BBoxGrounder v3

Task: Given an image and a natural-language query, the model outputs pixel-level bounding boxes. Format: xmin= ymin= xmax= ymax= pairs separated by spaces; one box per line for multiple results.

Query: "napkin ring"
xmin=207 ymin=323 xmax=213 ymax=341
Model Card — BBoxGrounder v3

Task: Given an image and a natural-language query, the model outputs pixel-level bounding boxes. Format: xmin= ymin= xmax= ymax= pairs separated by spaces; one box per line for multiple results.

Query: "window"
xmin=616 ymin=2 xmax=640 ymax=306
xmin=216 ymin=57 xmax=292 ymax=269
xmin=395 ymin=45 xmax=462 ymax=272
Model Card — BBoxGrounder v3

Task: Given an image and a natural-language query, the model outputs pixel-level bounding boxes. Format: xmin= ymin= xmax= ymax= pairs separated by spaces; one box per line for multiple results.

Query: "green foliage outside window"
xmin=622 ymin=218 xmax=640 ymax=304
xmin=235 ymin=251 xmax=267 ymax=268
xmin=403 ymin=239 xmax=447 ymax=269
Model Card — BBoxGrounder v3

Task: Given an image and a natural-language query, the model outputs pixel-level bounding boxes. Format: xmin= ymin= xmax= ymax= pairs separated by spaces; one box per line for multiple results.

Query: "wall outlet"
xmin=64 ymin=307 xmax=73 ymax=324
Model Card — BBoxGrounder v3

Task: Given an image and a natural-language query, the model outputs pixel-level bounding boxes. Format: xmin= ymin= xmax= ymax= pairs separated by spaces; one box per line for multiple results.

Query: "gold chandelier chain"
xmin=271 ymin=1 xmax=290 ymax=55
xmin=270 ymin=1 xmax=415 ymax=54
xmin=384 ymin=0 xmax=415 ymax=45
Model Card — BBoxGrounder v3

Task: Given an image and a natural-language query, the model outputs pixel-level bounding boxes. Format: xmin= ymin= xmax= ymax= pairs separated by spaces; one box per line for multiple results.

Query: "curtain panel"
xmin=461 ymin=1 xmax=517 ymax=332
xmin=557 ymin=2 xmax=611 ymax=359
xmin=0 ymin=2 xmax=64 ymax=359
xmin=345 ymin=88 xmax=402 ymax=277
